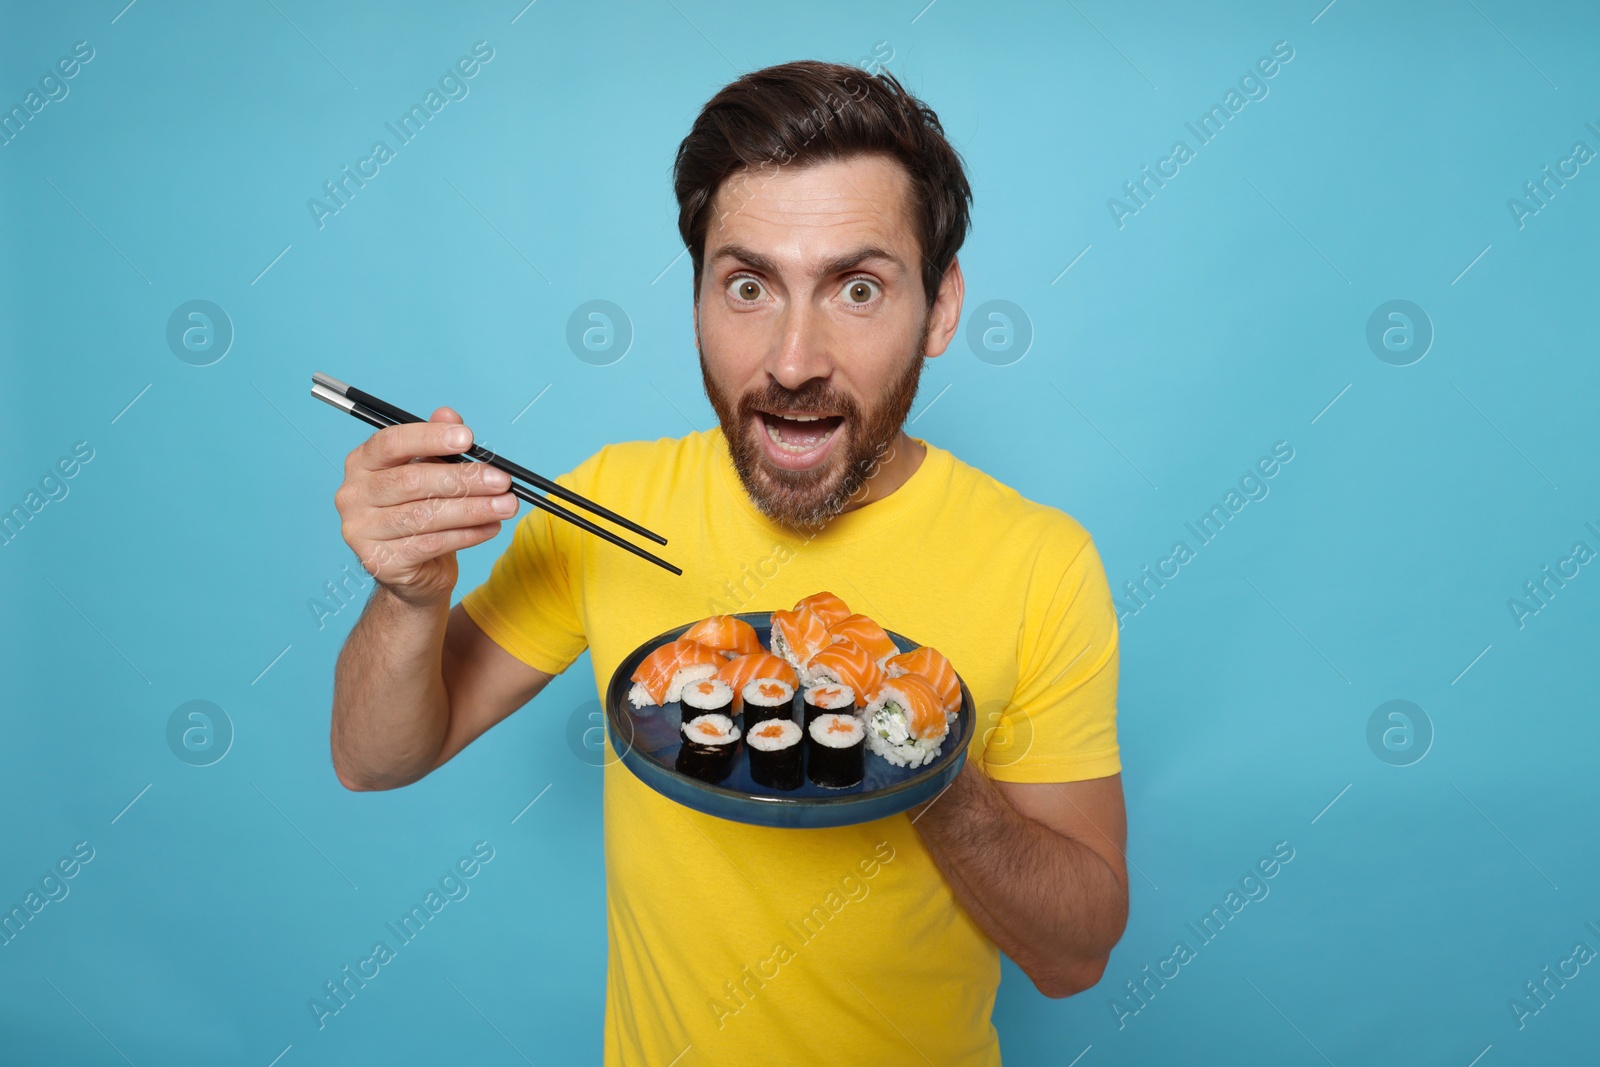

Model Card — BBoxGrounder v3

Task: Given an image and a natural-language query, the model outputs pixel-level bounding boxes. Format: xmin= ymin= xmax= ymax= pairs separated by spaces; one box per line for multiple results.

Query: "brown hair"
xmin=672 ymin=60 xmax=972 ymax=308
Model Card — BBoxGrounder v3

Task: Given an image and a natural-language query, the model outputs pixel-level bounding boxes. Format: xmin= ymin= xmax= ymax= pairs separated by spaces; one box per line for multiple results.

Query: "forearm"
xmin=912 ymin=762 xmax=1127 ymax=996
xmin=330 ymin=584 xmax=452 ymax=790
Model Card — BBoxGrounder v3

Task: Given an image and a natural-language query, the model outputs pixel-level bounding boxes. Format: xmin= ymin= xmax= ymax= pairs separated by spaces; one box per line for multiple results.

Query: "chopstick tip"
xmin=311 ymin=371 xmax=349 ymax=395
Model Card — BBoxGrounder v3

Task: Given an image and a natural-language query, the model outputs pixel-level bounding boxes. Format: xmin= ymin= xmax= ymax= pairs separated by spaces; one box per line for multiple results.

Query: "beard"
xmin=700 ymin=316 xmax=929 ymax=531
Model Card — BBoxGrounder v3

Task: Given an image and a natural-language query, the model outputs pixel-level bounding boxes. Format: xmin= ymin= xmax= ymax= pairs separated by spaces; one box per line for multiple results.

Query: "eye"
xmin=728 ymin=276 xmax=765 ymax=303
xmin=841 ymin=277 xmax=880 ymax=305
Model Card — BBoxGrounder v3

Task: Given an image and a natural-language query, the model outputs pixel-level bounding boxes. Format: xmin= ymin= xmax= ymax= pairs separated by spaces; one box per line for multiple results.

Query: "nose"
xmin=765 ymin=301 xmax=834 ymax=392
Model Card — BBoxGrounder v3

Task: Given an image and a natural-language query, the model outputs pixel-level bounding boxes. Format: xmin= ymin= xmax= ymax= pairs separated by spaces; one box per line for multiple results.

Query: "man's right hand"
xmin=333 ymin=405 xmax=518 ymax=608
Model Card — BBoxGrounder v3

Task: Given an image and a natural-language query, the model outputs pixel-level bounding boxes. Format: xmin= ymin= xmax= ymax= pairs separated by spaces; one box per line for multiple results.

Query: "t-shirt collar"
xmin=707 ymin=425 xmax=946 ymax=545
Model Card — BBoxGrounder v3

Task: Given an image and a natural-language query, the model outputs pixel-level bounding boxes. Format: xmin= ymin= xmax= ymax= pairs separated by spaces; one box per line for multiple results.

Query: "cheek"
xmin=699 ymin=307 xmax=769 ymax=383
xmin=836 ymin=334 xmax=905 ymax=402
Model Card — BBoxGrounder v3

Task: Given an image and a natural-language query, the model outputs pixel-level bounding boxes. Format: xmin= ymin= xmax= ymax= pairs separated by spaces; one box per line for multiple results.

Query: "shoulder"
xmin=932 ymin=443 xmax=1098 ymax=565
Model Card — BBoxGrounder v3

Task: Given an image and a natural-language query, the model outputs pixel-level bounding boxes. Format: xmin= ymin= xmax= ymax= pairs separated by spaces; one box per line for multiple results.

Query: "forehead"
xmin=704 ymin=153 xmax=917 ymax=270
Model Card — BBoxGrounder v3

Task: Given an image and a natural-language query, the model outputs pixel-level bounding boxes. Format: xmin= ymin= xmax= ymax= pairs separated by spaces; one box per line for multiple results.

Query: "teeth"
xmin=765 ymin=421 xmax=836 ymax=454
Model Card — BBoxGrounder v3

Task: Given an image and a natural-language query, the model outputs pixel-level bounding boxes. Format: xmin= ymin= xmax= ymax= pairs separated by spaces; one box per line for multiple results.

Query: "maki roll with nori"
xmin=715 ymin=653 xmax=798 ymax=712
xmin=802 ymin=683 xmax=854 ymax=729
xmin=681 ymin=677 xmax=735 ymax=723
xmin=677 ymin=713 xmax=741 ymax=784
xmin=806 ymin=712 xmax=865 ymax=788
xmin=741 ymin=678 xmax=795 ymax=727
xmin=746 ymin=718 xmax=803 ymax=790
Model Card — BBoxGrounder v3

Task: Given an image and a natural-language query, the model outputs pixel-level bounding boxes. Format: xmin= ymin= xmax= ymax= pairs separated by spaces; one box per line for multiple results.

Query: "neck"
xmin=839 ymin=431 xmax=925 ymax=515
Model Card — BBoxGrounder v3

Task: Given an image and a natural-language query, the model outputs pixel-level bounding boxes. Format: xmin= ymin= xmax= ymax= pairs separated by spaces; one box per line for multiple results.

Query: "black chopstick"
xmin=312 ymin=372 xmax=667 ymax=547
xmin=310 ymin=382 xmax=682 ymax=577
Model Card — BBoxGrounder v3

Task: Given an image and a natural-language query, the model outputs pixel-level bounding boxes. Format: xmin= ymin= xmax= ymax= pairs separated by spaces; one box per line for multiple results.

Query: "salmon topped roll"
xmin=863 ymin=673 xmax=949 ymax=769
xmin=792 ymin=591 xmax=851 ymax=628
xmin=886 ymin=646 xmax=960 ymax=719
xmin=714 ymin=652 xmax=799 ymax=710
xmin=680 ymin=615 xmax=763 ymax=659
xmin=769 ymin=608 xmax=834 ymax=673
xmin=804 ymin=640 xmax=885 ymax=701
xmin=628 ymin=639 xmax=724 ymax=708
xmin=827 ymin=613 xmax=898 ymax=666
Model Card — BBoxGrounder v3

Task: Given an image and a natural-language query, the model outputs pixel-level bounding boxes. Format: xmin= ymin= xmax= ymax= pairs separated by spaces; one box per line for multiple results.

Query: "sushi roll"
xmin=769 ymin=608 xmax=834 ymax=676
xmin=677 ymin=712 xmax=741 ymax=784
xmin=714 ymin=652 xmax=799 ymax=711
xmin=806 ymin=712 xmax=865 ymax=788
xmin=802 ymin=683 xmax=855 ymax=729
xmin=864 ymin=674 xmax=948 ymax=769
xmin=805 ymin=640 xmax=885 ymax=704
xmin=681 ymin=677 xmax=736 ymax=722
xmin=746 ymin=718 xmax=803 ymax=790
xmin=629 ymin=640 xmax=724 ymax=709
xmin=885 ymin=646 xmax=962 ymax=721
xmin=741 ymin=678 xmax=795 ymax=727
xmin=680 ymin=615 xmax=764 ymax=658
xmin=792 ymin=591 xmax=852 ymax=628
xmin=826 ymin=613 xmax=899 ymax=667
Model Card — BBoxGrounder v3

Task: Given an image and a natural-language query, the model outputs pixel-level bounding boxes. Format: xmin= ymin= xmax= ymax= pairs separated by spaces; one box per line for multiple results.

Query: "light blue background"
xmin=3 ymin=1 xmax=1596 ymax=1063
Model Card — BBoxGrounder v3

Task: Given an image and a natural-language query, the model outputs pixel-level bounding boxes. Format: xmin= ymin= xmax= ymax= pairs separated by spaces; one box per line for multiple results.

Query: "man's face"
xmin=694 ymin=153 xmax=952 ymax=528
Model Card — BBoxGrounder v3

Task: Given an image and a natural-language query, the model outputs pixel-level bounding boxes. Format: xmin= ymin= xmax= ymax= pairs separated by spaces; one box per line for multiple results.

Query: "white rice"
xmin=741 ymin=678 xmax=794 ymax=709
xmin=746 ymin=718 xmax=802 ymax=751
xmin=769 ymin=624 xmax=801 ymax=673
xmin=682 ymin=713 xmax=741 ymax=747
xmin=803 ymin=684 xmax=855 ymax=711
xmin=803 ymin=657 xmax=850 ymax=690
xmin=682 ymin=678 xmax=734 ymax=714
xmin=863 ymin=688 xmax=947 ymax=769
xmin=807 ymin=712 xmax=864 ymax=748
xmin=629 ymin=662 xmax=718 ymax=709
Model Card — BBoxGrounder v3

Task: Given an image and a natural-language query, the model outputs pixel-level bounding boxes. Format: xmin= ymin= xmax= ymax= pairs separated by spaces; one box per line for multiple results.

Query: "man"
xmin=330 ymin=60 xmax=1127 ymax=1065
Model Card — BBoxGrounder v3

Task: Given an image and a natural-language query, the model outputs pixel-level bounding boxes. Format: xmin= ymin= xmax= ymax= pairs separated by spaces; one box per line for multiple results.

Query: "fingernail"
xmin=446 ymin=427 xmax=472 ymax=449
xmin=492 ymin=493 xmax=517 ymax=515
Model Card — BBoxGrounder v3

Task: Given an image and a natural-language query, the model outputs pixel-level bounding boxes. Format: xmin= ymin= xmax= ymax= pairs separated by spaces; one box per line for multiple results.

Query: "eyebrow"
xmin=707 ymin=243 xmax=905 ymax=279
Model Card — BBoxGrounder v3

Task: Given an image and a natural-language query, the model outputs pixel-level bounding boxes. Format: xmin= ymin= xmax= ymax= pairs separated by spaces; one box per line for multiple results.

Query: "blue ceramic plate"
xmin=606 ymin=611 xmax=974 ymax=829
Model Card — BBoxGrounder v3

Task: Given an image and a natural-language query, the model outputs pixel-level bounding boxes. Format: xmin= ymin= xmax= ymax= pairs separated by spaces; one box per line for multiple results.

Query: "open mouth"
xmin=756 ymin=410 xmax=845 ymax=469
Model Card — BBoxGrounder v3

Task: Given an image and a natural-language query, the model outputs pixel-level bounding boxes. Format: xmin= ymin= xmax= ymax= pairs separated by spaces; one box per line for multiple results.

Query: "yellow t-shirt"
xmin=461 ymin=428 xmax=1120 ymax=1066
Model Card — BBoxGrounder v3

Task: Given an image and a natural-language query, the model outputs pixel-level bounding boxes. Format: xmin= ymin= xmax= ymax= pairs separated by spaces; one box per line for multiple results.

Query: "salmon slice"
xmin=680 ymin=615 xmax=763 ymax=658
xmin=714 ymin=652 xmax=798 ymax=710
xmin=805 ymin=640 xmax=885 ymax=704
xmin=770 ymin=608 xmax=834 ymax=671
xmin=792 ymin=591 xmax=851 ymax=628
xmin=629 ymin=640 xmax=724 ymax=707
xmin=827 ymin=613 xmax=897 ymax=665
xmin=886 ymin=646 xmax=960 ymax=716
xmin=884 ymin=674 xmax=946 ymax=741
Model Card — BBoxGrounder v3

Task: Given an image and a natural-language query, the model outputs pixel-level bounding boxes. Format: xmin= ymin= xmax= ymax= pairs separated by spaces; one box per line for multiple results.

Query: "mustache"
xmin=736 ymin=381 xmax=859 ymax=421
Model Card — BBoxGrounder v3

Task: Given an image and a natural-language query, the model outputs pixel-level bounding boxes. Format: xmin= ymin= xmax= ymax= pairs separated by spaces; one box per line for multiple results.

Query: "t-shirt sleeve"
xmin=458 ymin=461 xmax=593 ymax=677
xmin=981 ymin=528 xmax=1121 ymax=784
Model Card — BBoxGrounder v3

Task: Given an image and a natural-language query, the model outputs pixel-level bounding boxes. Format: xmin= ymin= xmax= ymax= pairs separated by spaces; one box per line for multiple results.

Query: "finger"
xmin=364 ymin=456 xmax=512 ymax=507
xmin=430 ymin=406 xmax=463 ymax=425
xmin=375 ymin=492 xmax=518 ymax=540
xmin=349 ymin=419 xmax=476 ymax=473
xmin=358 ymin=521 xmax=503 ymax=578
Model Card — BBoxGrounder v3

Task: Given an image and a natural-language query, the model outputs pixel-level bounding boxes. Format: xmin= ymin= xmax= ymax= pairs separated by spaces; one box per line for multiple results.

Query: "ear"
xmin=920 ymin=257 xmax=965 ymax=359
